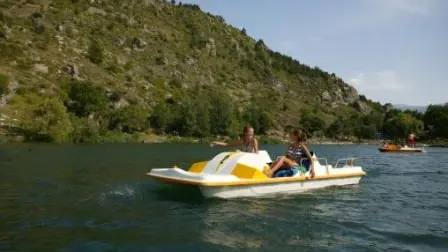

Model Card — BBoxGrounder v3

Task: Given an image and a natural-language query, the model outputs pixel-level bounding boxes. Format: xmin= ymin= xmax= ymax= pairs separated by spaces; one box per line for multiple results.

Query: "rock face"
xmin=320 ymin=84 xmax=359 ymax=105
xmin=341 ymin=85 xmax=358 ymax=104
xmin=67 ymin=63 xmax=80 ymax=79
xmin=33 ymin=64 xmax=49 ymax=74
xmin=321 ymin=91 xmax=332 ymax=101
xmin=0 ymin=79 xmax=18 ymax=106
xmin=114 ymin=37 xmax=126 ymax=47
xmin=230 ymin=38 xmax=243 ymax=57
xmin=87 ymin=7 xmax=107 ymax=16
xmin=205 ymin=38 xmax=216 ymax=56
xmin=184 ymin=56 xmax=196 ymax=66
xmin=132 ymin=37 xmax=147 ymax=49
xmin=353 ymin=100 xmax=372 ymax=114
xmin=114 ymin=98 xmax=130 ymax=109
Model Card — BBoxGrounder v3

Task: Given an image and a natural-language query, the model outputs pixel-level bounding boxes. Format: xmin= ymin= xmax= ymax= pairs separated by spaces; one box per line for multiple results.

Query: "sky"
xmin=181 ymin=0 xmax=448 ymax=106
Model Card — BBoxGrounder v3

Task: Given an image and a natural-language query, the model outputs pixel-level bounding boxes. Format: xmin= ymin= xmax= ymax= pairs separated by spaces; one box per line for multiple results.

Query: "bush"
xmin=208 ymin=90 xmax=234 ymax=135
xmin=0 ymin=75 xmax=8 ymax=96
xmin=20 ymin=96 xmax=73 ymax=143
xmin=169 ymin=79 xmax=182 ymax=88
xmin=71 ymin=116 xmax=101 ymax=143
xmin=31 ymin=12 xmax=45 ymax=34
xmin=150 ymin=102 xmax=171 ymax=134
xmin=243 ymin=107 xmax=273 ymax=135
xmin=299 ymin=110 xmax=326 ymax=136
xmin=109 ymin=106 xmax=149 ymax=133
xmin=87 ymin=39 xmax=103 ymax=64
xmin=358 ymin=124 xmax=377 ymax=140
xmin=65 ymin=81 xmax=108 ymax=117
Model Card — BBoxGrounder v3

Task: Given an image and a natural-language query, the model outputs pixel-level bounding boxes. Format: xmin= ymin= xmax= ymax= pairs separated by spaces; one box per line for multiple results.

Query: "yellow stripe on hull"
xmin=148 ymin=171 xmax=367 ymax=187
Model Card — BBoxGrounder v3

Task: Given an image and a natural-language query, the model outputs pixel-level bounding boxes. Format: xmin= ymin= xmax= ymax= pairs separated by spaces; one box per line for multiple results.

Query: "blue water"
xmin=1 ymin=144 xmax=447 ymax=251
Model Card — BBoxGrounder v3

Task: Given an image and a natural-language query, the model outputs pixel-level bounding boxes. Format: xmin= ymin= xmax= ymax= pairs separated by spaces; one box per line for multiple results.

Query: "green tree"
xmin=424 ymin=104 xmax=448 ymax=138
xmin=243 ymin=107 xmax=273 ymax=134
xmin=109 ymin=106 xmax=149 ymax=133
xmin=228 ymin=116 xmax=243 ymax=138
xmin=193 ymin=98 xmax=211 ymax=137
xmin=299 ymin=110 xmax=326 ymax=136
xmin=327 ymin=118 xmax=344 ymax=138
xmin=20 ymin=96 xmax=73 ymax=142
xmin=71 ymin=116 xmax=101 ymax=143
xmin=209 ymin=90 xmax=233 ymax=135
xmin=362 ymin=112 xmax=383 ymax=132
xmin=87 ymin=39 xmax=103 ymax=64
xmin=359 ymin=124 xmax=377 ymax=140
xmin=150 ymin=102 xmax=171 ymax=134
xmin=65 ymin=81 xmax=108 ymax=117
xmin=384 ymin=112 xmax=423 ymax=140
xmin=176 ymin=101 xmax=197 ymax=136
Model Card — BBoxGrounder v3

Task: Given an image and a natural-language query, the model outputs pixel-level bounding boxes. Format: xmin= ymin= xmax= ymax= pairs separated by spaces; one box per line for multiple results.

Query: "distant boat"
xmin=378 ymin=145 xmax=425 ymax=153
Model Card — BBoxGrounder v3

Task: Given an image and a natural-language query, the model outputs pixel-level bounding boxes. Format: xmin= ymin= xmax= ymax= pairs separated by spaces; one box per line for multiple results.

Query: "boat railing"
xmin=334 ymin=158 xmax=357 ymax=168
xmin=300 ymin=157 xmax=328 ymax=166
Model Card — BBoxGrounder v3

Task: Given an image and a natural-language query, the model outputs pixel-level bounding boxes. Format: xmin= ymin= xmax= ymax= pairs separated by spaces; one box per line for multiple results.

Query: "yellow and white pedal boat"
xmin=147 ymin=150 xmax=366 ymax=199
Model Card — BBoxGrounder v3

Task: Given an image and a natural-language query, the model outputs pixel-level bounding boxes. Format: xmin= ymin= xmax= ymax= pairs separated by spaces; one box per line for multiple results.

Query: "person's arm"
xmin=210 ymin=141 xmax=228 ymax=147
xmin=300 ymin=143 xmax=315 ymax=178
xmin=253 ymin=138 xmax=259 ymax=153
xmin=210 ymin=140 xmax=241 ymax=147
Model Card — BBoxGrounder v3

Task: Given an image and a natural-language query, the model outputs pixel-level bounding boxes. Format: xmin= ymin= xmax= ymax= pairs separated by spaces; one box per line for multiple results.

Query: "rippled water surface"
xmin=1 ymin=144 xmax=447 ymax=251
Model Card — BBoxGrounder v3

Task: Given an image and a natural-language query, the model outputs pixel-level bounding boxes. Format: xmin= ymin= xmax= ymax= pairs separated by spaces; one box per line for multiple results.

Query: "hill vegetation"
xmin=0 ymin=0 xmax=446 ymax=144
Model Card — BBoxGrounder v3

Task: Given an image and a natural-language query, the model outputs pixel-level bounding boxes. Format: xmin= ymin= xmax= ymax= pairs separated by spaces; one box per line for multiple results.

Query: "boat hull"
xmin=199 ymin=176 xmax=362 ymax=199
xmin=378 ymin=148 xmax=424 ymax=153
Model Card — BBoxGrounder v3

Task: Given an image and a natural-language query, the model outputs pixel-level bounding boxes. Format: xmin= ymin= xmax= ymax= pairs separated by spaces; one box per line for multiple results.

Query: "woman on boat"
xmin=210 ymin=125 xmax=259 ymax=153
xmin=264 ymin=128 xmax=315 ymax=178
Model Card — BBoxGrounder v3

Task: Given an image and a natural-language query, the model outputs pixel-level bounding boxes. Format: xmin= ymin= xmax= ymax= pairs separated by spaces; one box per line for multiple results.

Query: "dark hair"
xmin=291 ymin=128 xmax=307 ymax=142
xmin=243 ymin=125 xmax=254 ymax=137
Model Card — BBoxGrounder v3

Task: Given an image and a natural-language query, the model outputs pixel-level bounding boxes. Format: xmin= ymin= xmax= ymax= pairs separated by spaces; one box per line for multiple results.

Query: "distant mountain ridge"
xmin=393 ymin=104 xmax=427 ymax=113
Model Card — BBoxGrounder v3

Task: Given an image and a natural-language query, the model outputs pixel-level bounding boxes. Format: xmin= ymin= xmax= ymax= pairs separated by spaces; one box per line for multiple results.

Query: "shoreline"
xmin=1 ymin=132 xmax=447 ymax=147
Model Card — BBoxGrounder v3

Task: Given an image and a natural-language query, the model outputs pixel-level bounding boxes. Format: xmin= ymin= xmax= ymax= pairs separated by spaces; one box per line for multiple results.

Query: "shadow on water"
xmin=151 ymin=183 xmax=206 ymax=204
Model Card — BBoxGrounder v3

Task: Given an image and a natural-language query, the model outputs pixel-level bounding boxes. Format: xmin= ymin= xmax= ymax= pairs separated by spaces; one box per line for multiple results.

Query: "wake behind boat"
xmin=147 ymin=150 xmax=366 ymax=199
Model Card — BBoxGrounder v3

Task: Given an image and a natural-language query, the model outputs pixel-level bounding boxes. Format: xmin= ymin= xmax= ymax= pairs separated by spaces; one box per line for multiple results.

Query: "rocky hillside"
xmin=0 ymin=0 xmax=381 ymax=142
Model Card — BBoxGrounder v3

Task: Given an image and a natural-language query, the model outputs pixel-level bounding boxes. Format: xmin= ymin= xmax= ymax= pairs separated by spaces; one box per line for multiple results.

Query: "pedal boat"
xmin=378 ymin=145 xmax=425 ymax=153
xmin=147 ymin=150 xmax=366 ymax=199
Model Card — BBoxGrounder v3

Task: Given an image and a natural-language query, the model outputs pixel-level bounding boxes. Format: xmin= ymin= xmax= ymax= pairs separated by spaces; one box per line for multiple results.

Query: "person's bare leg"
xmin=267 ymin=156 xmax=296 ymax=177
xmin=264 ymin=157 xmax=283 ymax=177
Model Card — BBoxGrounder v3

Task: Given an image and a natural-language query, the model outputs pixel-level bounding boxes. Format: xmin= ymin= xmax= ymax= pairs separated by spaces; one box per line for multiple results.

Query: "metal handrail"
xmin=335 ymin=158 xmax=357 ymax=168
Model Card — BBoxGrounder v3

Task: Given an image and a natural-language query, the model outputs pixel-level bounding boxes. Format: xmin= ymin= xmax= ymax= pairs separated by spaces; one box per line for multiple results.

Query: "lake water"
xmin=1 ymin=144 xmax=447 ymax=251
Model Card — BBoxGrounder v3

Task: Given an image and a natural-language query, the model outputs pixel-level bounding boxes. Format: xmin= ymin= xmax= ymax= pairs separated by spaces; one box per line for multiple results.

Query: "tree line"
xmin=12 ymin=80 xmax=273 ymax=143
xmin=9 ymin=80 xmax=448 ymax=143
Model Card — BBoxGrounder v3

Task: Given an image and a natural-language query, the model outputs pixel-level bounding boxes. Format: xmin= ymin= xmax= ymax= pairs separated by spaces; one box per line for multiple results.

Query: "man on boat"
xmin=407 ymin=133 xmax=416 ymax=148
